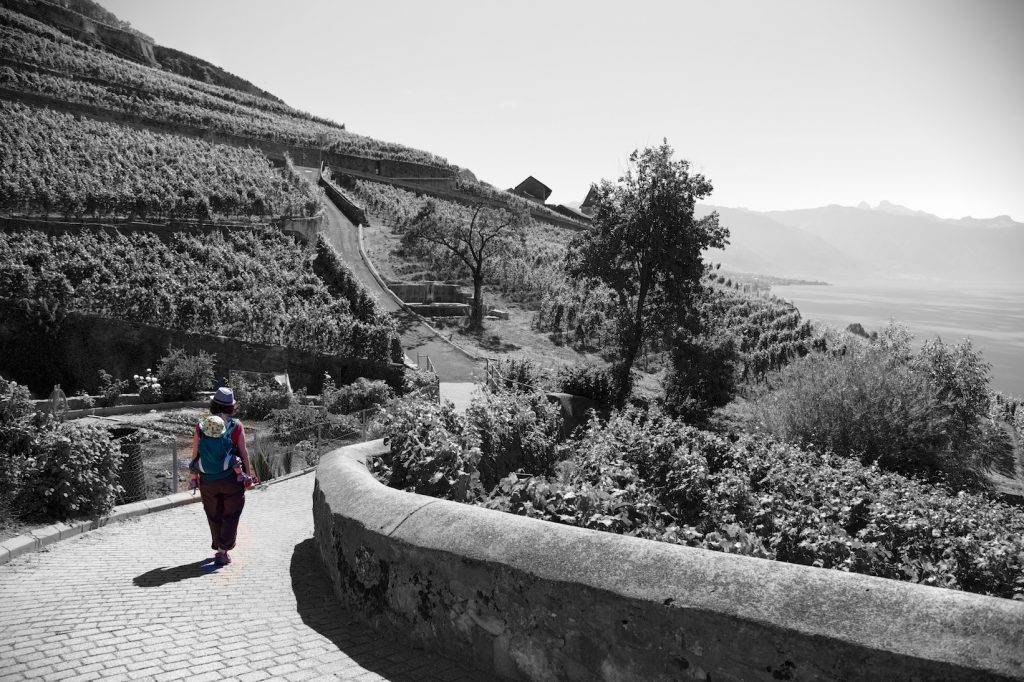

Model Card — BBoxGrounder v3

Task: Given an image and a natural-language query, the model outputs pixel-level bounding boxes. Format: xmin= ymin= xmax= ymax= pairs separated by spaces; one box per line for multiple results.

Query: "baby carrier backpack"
xmin=195 ymin=417 xmax=239 ymax=479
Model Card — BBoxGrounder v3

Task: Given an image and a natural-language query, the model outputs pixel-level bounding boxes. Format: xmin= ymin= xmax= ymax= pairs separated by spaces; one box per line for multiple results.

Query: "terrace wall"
xmin=313 ymin=440 xmax=1024 ymax=682
xmin=0 ymin=312 xmax=404 ymax=397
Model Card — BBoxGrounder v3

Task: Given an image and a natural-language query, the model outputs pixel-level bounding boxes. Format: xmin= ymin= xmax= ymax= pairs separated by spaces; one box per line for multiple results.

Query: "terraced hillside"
xmin=0 ymin=5 xmax=449 ymax=165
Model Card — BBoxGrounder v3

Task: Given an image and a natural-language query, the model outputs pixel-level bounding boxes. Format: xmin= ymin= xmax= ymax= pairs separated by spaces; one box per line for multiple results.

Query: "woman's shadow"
xmin=133 ymin=558 xmax=222 ymax=587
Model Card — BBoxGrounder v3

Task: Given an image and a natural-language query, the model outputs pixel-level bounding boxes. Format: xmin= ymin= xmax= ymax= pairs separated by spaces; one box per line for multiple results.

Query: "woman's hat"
xmin=212 ymin=387 xmax=236 ymax=407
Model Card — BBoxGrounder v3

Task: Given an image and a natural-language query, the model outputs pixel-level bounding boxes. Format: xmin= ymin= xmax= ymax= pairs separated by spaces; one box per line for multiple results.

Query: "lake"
xmin=771 ymin=282 xmax=1024 ymax=398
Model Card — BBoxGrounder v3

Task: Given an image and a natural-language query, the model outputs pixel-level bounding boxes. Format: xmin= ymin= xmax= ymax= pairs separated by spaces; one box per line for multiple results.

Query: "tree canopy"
xmin=566 ymin=141 xmax=729 ymax=404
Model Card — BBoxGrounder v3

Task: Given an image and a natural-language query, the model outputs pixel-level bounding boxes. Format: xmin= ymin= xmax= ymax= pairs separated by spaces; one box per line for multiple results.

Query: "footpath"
xmin=0 ymin=473 xmax=489 ymax=682
xmin=299 ymin=167 xmax=482 ymax=386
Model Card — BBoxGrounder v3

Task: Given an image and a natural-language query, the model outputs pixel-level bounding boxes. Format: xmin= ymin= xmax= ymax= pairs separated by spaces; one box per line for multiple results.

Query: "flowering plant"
xmin=133 ymin=369 xmax=162 ymax=404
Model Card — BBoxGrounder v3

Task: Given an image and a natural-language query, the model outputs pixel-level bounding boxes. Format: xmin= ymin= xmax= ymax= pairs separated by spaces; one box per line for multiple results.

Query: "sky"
xmin=101 ymin=0 xmax=1024 ymax=220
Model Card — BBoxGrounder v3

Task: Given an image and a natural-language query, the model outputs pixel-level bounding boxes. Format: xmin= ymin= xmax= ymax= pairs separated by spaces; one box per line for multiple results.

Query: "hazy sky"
xmin=102 ymin=0 xmax=1024 ymax=220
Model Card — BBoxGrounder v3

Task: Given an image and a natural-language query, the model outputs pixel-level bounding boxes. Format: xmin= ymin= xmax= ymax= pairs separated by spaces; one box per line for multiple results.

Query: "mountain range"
xmin=700 ymin=202 xmax=1024 ymax=284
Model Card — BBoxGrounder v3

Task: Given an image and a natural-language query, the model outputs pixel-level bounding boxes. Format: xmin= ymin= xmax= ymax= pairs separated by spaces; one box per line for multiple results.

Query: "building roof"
xmin=511 ymin=176 xmax=552 ymax=202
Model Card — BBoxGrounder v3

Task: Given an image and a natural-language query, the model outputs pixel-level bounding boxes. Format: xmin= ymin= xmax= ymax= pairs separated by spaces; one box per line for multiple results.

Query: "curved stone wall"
xmin=313 ymin=440 xmax=1024 ymax=681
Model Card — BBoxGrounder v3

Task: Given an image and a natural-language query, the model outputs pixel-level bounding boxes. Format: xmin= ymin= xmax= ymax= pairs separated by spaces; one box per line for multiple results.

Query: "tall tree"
xmin=567 ymin=141 xmax=729 ymax=405
xmin=405 ymin=200 xmax=528 ymax=330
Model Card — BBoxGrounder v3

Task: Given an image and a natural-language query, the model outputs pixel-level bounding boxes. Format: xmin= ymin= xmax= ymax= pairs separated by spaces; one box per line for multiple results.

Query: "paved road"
xmin=300 ymin=168 xmax=482 ymax=384
xmin=0 ymin=474 xmax=489 ymax=682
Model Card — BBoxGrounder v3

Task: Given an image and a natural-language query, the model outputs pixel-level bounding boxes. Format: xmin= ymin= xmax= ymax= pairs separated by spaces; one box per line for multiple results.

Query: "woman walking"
xmin=190 ymin=387 xmax=258 ymax=565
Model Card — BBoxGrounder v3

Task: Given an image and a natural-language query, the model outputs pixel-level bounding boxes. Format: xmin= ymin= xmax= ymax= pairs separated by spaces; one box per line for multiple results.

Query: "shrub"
xmin=270 ymin=402 xmax=358 ymax=444
xmin=491 ymin=357 xmax=550 ymax=394
xmin=664 ymin=331 xmax=740 ymax=424
xmin=1 ymin=414 xmax=124 ymax=521
xmin=466 ymin=390 xmax=563 ymax=487
xmin=96 ymin=369 xmax=129 ymax=408
xmin=374 ymin=398 xmax=1024 ymax=599
xmin=322 ymin=374 xmax=394 ymax=415
xmin=378 ymin=397 xmax=483 ymax=501
xmin=555 ymin=364 xmax=618 ymax=404
xmin=402 ymin=368 xmax=438 ymax=397
xmin=234 ymin=375 xmax=291 ymax=420
xmin=1 ymin=375 xmax=35 ymax=423
xmin=156 ymin=348 xmax=215 ymax=401
xmin=133 ymin=369 xmax=163 ymax=404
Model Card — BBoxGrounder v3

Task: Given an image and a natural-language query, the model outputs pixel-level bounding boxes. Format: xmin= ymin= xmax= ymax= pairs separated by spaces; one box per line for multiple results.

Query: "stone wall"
xmin=319 ymin=176 xmax=368 ymax=226
xmin=0 ymin=312 xmax=404 ymax=397
xmin=313 ymin=441 xmax=1024 ymax=682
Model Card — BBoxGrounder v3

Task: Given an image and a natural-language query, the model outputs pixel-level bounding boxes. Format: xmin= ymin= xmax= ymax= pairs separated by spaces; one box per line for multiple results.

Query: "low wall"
xmin=313 ymin=440 xmax=1024 ymax=682
xmin=0 ymin=312 xmax=404 ymax=397
xmin=388 ymin=282 xmax=471 ymax=305
xmin=319 ymin=175 xmax=368 ymax=226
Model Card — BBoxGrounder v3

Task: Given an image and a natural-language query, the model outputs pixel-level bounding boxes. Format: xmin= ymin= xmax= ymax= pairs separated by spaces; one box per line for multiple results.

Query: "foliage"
xmin=233 ymin=375 xmax=291 ymax=420
xmin=1 ymin=375 xmax=35 ymax=423
xmin=376 ymin=397 xmax=482 ymax=501
xmin=0 ymin=412 xmax=124 ymax=521
xmin=402 ymin=367 xmax=439 ymax=397
xmin=664 ymin=330 xmax=741 ymax=424
xmin=751 ymin=328 xmax=1009 ymax=489
xmin=0 ymin=227 xmax=397 ymax=362
xmin=156 ymin=348 xmax=215 ymax=402
xmin=566 ymin=142 xmax=729 ymax=403
xmin=490 ymin=357 xmax=551 ymax=395
xmin=133 ymin=369 xmax=162 ymax=404
xmin=269 ymin=402 xmax=358 ymax=445
xmin=466 ymin=390 xmax=563 ymax=488
xmin=555 ymin=364 xmax=619 ymax=405
xmin=322 ymin=374 xmax=394 ymax=415
xmin=0 ymin=101 xmax=321 ymax=221
xmin=95 ymin=369 xmax=128 ymax=408
xmin=375 ymin=398 xmax=1024 ymax=599
xmin=405 ymin=200 xmax=529 ymax=328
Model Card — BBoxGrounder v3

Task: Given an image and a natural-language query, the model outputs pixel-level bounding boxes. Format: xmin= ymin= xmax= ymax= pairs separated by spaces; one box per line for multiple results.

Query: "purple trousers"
xmin=199 ymin=477 xmax=246 ymax=551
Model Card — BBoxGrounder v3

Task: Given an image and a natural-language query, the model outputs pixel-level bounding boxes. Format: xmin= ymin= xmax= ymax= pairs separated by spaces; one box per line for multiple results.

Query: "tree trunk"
xmin=470 ymin=275 xmax=484 ymax=330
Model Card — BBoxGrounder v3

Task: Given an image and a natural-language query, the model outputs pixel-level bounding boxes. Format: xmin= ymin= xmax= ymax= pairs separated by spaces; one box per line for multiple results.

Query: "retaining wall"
xmin=0 ymin=312 xmax=404 ymax=397
xmin=313 ymin=440 xmax=1024 ymax=682
xmin=319 ymin=175 xmax=368 ymax=226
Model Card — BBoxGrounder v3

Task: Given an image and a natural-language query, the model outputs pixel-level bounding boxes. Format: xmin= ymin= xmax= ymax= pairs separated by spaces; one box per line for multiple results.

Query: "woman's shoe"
xmin=214 ymin=551 xmax=226 ymax=565
xmin=221 ymin=551 xmax=232 ymax=564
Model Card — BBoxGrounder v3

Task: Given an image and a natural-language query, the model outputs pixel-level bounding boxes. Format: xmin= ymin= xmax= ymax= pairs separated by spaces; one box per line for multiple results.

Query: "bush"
xmin=0 ymin=414 xmax=124 ymax=521
xmin=322 ymin=374 xmax=394 ymax=415
xmin=133 ymin=369 xmax=163 ymax=404
xmin=491 ymin=357 xmax=550 ymax=394
xmin=402 ymin=367 xmax=438 ymax=397
xmin=1 ymin=375 xmax=35 ymax=423
xmin=466 ymin=390 xmax=562 ymax=487
xmin=156 ymin=348 xmax=215 ymax=402
xmin=373 ymin=398 xmax=1024 ymax=599
xmin=664 ymin=331 xmax=740 ymax=424
xmin=555 ymin=364 xmax=618 ymax=404
xmin=377 ymin=397 xmax=483 ymax=501
xmin=234 ymin=375 xmax=291 ymax=420
xmin=96 ymin=369 xmax=128 ymax=408
xmin=270 ymin=402 xmax=358 ymax=444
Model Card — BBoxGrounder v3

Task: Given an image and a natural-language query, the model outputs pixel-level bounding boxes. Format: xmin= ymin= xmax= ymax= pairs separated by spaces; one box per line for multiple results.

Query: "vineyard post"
xmin=170 ymin=438 xmax=177 ymax=495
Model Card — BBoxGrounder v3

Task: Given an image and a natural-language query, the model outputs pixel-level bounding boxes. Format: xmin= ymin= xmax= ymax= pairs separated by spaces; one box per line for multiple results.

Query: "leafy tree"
xmin=566 ymin=141 xmax=728 ymax=404
xmin=405 ymin=200 xmax=528 ymax=329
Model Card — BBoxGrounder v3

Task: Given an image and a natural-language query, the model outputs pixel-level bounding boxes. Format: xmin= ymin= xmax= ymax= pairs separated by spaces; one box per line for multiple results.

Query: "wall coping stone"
xmin=314 ymin=439 xmax=1024 ymax=681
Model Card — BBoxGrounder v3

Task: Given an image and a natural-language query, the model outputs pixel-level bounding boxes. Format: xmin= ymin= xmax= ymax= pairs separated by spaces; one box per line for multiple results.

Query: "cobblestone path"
xmin=0 ymin=474 xmax=489 ymax=682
